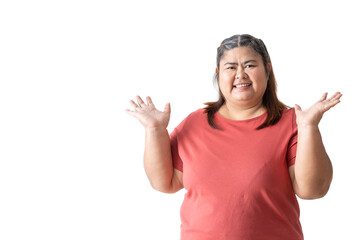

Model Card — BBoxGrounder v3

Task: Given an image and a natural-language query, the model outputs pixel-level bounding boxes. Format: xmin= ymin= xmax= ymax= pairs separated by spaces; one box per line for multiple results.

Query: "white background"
xmin=0 ymin=0 xmax=359 ymax=239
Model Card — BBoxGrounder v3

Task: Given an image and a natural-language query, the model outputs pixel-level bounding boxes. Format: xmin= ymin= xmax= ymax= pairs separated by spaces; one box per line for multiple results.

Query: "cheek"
xmin=219 ymin=75 xmax=233 ymax=87
xmin=255 ymin=81 xmax=268 ymax=93
xmin=253 ymin=73 xmax=268 ymax=88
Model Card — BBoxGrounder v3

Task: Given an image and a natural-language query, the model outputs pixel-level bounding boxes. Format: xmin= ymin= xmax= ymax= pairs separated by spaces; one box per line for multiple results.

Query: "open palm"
xmin=294 ymin=92 xmax=342 ymax=127
xmin=125 ymin=95 xmax=171 ymax=129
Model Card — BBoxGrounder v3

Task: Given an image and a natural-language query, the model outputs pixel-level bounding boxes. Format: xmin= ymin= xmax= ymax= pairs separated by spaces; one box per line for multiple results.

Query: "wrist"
xmin=145 ymin=126 xmax=168 ymax=134
xmin=297 ymin=123 xmax=320 ymax=133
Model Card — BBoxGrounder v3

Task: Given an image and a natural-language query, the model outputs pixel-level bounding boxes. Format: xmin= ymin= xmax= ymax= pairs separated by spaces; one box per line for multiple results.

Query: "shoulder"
xmin=185 ymin=108 xmax=207 ymax=121
xmin=173 ymin=108 xmax=206 ymax=132
xmin=280 ymin=107 xmax=296 ymax=124
xmin=268 ymin=107 xmax=296 ymax=132
xmin=282 ymin=107 xmax=295 ymax=117
xmin=284 ymin=107 xmax=297 ymax=128
xmin=279 ymin=107 xmax=298 ymax=135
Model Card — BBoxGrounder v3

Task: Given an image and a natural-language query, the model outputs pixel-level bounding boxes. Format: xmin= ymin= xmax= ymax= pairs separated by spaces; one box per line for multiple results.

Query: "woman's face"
xmin=216 ymin=46 xmax=270 ymax=108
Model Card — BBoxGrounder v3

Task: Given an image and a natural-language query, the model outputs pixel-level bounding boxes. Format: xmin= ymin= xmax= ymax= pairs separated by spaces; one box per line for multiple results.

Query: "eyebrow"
xmin=224 ymin=60 xmax=257 ymax=66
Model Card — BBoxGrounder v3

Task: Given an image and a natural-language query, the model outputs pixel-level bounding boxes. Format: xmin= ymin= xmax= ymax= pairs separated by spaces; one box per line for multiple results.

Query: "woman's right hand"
xmin=125 ymin=95 xmax=171 ymax=130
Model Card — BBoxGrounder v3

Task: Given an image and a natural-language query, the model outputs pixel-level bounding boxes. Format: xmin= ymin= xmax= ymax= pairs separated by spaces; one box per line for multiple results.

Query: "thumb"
xmin=164 ymin=102 xmax=171 ymax=113
xmin=294 ymin=104 xmax=302 ymax=113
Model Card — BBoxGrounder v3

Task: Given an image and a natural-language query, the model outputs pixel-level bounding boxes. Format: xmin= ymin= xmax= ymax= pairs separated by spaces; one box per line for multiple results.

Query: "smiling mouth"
xmin=233 ymin=83 xmax=252 ymax=88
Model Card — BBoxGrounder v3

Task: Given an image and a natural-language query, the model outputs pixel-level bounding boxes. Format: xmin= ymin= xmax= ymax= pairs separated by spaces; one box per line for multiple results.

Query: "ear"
xmin=266 ymin=62 xmax=272 ymax=73
xmin=266 ymin=62 xmax=272 ymax=79
xmin=215 ymin=67 xmax=219 ymax=74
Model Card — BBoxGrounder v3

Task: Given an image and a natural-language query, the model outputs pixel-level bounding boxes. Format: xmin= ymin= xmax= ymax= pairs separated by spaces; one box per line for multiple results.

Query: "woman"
xmin=125 ymin=34 xmax=342 ymax=239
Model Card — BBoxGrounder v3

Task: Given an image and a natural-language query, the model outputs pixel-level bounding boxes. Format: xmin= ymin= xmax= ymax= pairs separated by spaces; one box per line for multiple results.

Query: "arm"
xmin=125 ymin=95 xmax=177 ymax=193
xmin=292 ymin=92 xmax=342 ymax=199
xmin=293 ymin=125 xmax=333 ymax=199
xmin=144 ymin=127 xmax=174 ymax=193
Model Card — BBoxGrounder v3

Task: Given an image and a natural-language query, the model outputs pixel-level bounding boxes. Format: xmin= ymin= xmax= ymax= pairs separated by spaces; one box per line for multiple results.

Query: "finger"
xmin=324 ymin=92 xmax=342 ymax=104
xmin=318 ymin=92 xmax=328 ymax=102
xmin=164 ymin=102 xmax=171 ymax=113
xmin=323 ymin=99 xmax=341 ymax=111
xmin=125 ymin=108 xmax=138 ymax=117
xmin=323 ymin=93 xmax=342 ymax=110
xmin=294 ymin=104 xmax=302 ymax=113
xmin=136 ymin=95 xmax=146 ymax=106
xmin=337 ymin=93 xmax=343 ymax=100
xmin=329 ymin=93 xmax=342 ymax=105
xmin=327 ymin=92 xmax=341 ymax=101
xmin=129 ymin=100 xmax=139 ymax=109
xmin=334 ymin=92 xmax=342 ymax=100
xmin=146 ymin=96 xmax=154 ymax=105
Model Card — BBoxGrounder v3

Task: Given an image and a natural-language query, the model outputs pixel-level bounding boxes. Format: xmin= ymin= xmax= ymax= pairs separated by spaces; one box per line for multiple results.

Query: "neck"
xmin=219 ymin=101 xmax=266 ymax=121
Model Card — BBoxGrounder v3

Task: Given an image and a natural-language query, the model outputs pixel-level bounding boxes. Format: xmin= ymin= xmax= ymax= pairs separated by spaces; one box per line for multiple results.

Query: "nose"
xmin=235 ymin=68 xmax=248 ymax=79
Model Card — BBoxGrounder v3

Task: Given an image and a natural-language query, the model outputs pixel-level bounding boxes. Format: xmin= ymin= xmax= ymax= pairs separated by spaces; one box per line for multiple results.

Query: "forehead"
xmin=220 ymin=46 xmax=260 ymax=62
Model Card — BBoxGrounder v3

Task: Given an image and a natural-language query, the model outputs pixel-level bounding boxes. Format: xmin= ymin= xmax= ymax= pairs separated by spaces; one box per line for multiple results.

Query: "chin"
xmin=231 ymin=93 xmax=253 ymax=100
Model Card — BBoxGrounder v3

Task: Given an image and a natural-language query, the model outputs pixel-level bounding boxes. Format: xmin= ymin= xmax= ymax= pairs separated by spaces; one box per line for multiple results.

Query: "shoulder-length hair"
xmin=203 ymin=34 xmax=287 ymax=130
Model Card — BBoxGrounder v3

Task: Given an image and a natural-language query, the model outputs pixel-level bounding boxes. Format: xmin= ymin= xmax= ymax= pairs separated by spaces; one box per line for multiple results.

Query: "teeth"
xmin=234 ymin=84 xmax=251 ymax=88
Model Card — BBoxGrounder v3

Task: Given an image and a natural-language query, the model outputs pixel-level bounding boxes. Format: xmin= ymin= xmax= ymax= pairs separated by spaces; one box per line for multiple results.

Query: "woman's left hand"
xmin=294 ymin=92 xmax=342 ymax=127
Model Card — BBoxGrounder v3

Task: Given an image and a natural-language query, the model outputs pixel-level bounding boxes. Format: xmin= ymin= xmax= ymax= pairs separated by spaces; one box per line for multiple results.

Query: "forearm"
xmin=295 ymin=125 xmax=333 ymax=198
xmin=143 ymin=127 xmax=173 ymax=192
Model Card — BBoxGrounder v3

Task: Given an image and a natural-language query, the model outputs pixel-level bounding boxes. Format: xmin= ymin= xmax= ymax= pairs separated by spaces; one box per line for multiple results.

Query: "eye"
xmin=245 ymin=65 xmax=255 ymax=68
xmin=227 ymin=66 xmax=236 ymax=70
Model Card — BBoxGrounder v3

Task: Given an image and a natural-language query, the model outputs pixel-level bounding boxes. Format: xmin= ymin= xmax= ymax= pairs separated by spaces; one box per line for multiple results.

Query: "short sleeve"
xmin=287 ymin=108 xmax=298 ymax=167
xmin=169 ymin=127 xmax=183 ymax=172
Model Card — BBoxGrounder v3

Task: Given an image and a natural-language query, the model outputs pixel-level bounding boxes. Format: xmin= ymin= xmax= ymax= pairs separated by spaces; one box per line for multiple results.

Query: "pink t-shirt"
xmin=170 ymin=107 xmax=303 ymax=240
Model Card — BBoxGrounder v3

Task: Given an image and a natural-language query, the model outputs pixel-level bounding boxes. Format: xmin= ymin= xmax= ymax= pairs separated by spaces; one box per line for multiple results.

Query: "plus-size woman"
xmin=125 ymin=34 xmax=342 ymax=239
